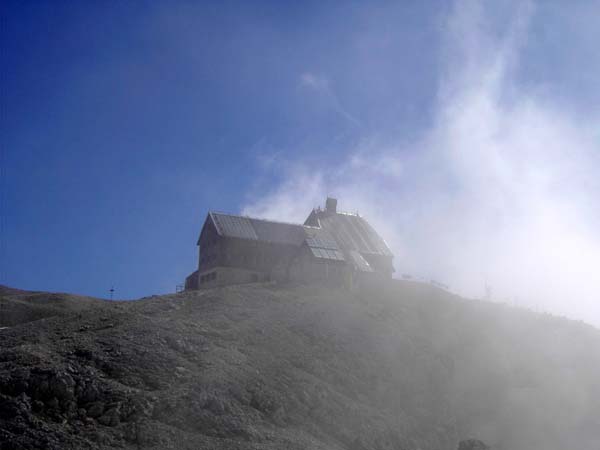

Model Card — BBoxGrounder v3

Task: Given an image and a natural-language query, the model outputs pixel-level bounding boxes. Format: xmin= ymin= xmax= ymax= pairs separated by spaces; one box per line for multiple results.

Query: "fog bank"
xmin=243 ymin=1 xmax=600 ymax=327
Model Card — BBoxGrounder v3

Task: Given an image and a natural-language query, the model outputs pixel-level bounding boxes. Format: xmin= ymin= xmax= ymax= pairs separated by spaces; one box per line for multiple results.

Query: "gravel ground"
xmin=1 ymin=281 xmax=599 ymax=450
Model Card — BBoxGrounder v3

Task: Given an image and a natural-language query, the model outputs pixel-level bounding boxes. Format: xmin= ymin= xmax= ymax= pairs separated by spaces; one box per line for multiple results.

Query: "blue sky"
xmin=2 ymin=1 xmax=600 ymax=325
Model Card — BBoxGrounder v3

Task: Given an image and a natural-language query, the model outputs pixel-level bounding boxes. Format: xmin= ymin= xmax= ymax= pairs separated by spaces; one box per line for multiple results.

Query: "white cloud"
xmin=242 ymin=166 xmax=326 ymax=223
xmin=244 ymin=1 xmax=600 ymax=327
xmin=299 ymin=72 xmax=362 ymax=127
xmin=299 ymin=72 xmax=329 ymax=91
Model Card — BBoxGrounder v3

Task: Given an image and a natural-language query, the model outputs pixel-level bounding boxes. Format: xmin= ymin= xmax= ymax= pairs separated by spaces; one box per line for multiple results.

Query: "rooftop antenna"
xmin=109 ymin=286 xmax=115 ymax=301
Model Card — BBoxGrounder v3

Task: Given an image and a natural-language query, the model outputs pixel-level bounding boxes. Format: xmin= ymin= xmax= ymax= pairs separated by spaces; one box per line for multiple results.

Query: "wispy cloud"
xmin=299 ymin=72 xmax=362 ymax=127
xmin=244 ymin=0 xmax=600 ymax=327
xmin=299 ymin=72 xmax=329 ymax=91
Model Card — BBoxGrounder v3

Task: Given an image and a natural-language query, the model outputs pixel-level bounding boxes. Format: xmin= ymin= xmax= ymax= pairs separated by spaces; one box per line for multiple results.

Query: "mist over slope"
xmin=1 ymin=282 xmax=599 ymax=450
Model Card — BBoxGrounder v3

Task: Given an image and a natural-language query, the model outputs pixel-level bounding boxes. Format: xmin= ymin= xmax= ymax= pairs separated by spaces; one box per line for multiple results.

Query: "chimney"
xmin=325 ymin=197 xmax=337 ymax=214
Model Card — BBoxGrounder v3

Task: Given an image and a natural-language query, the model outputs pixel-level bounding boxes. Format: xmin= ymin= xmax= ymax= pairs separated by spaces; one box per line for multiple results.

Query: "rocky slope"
xmin=1 ymin=281 xmax=599 ymax=450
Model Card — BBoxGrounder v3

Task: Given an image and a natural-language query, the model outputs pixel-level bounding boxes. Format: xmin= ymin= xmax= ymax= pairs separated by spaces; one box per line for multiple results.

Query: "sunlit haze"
xmin=243 ymin=2 xmax=600 ymax=327
xmin=2 ymin=1 xmax=599 ymax=326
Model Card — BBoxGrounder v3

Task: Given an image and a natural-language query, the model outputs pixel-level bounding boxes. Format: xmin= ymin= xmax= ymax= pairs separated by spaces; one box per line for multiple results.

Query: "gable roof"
xmin=305 ymin=210 xmax=393 ymax=257
xmin=199 ymin=207 xmax=392 ymax=259
xmin=348 ymin=250 xmax=374 ymax=272
xmin=209 ymin=213 xmax=258 ymax=240
xmin=207 ymin=212 xmax=306 ymax=246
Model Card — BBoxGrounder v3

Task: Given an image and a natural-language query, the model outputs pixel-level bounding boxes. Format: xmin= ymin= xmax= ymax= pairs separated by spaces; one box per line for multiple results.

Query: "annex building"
xmin=184 ymin=198 xmax=394 ymax=290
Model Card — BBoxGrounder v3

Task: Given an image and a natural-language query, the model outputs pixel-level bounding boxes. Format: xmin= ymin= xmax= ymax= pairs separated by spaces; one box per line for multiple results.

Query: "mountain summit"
xmin=1 ymin=281 xmax=599 ymax=449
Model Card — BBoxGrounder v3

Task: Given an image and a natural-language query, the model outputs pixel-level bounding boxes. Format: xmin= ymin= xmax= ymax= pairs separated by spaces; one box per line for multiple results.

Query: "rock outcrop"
xmin=1 ymin=281 xmax=600 ymax=449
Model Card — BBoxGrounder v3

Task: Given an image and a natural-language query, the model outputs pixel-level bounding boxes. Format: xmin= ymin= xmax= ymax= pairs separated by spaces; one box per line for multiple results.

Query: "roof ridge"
xmin=313 ymin=208 xmax=360 ymax=217
xmin=209 ymin=211 xmax=305 ymax=228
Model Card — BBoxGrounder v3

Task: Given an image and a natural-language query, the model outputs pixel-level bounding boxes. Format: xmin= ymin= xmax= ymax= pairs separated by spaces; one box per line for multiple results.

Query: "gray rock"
xmin=49 ymin=372 xmax=75 ymax=402
xmin=86 ymin=401 xmax=105 ymax=418
xmin=98 ymin=407 xmax=121 ymax=427
xmin=458 ymin=439 xmax=490 ymax=450
xmin=46 ymin=397 xmax=59 ymax=410
xmin=78 ymin=381 xmax=100 ymax=403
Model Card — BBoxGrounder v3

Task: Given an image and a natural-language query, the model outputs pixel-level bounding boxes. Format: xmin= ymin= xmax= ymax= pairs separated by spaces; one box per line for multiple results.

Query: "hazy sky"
xmin=2 ymin=1 xmax=599 ymax=326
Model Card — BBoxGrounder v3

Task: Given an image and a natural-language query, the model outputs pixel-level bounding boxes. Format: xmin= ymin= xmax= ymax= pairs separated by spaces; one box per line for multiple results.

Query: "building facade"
xmin=184 ymin=198 xmax=393 ymax=290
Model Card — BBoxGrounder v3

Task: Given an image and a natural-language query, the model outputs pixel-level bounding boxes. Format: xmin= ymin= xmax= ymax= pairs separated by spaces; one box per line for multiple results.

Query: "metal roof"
xmin=348 ymin=250 xmax=374 ymax=272
xmin=205 ymin=208 xmax=392 ymax=260
xmin=210 ymin=213 xmax=258 ymax=240
xmin=209 ymin=213 xmax=306 ymax=245
xmin=304 ymin=234 xmax=339 ymax=250
xmin=252 ymin=219 xmax=306 ymax=245
xmin=316 ymin=212 xmax=392 ymax=256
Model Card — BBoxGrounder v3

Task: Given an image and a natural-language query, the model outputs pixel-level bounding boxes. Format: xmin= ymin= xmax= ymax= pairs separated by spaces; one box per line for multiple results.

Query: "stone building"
xmin=184 ymin=198 xmax=393 ymax=290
